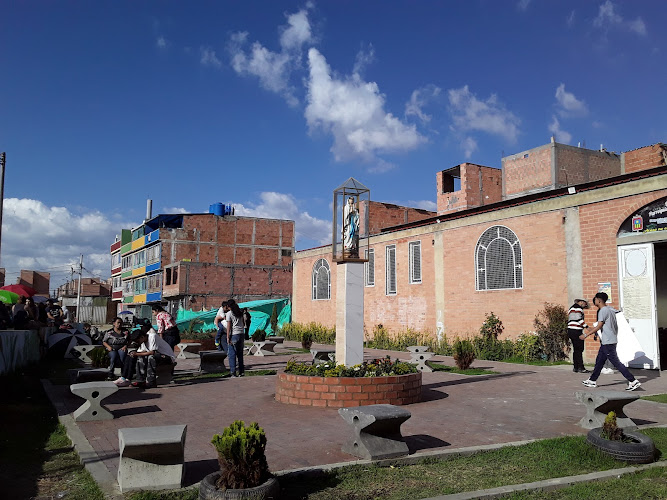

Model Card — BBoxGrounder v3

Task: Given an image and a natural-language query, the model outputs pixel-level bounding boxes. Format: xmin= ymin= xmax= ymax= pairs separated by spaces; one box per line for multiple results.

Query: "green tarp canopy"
xmin=174 ymin=298 xmax=291 ymax=336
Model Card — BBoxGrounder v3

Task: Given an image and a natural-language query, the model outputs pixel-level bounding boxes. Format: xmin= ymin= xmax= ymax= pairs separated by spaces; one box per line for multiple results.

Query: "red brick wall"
xmin=503 ymin=145 xmax=553 ymax=197
xmin=275 ymin=372 xmax=422 ymax=407
xmin=292 ymin=254 xmax=337 ymax=327
xmin=437 ymin=164 xmax=502 ymax=214
xmin=624 ymin=144 xmax=667 ymax=174
xmin=556 ymin=146 xmax=620 ymax=187
xmin=579 ymin=188 xmax=667 ymax=361
xmin=359 ymin=201 xmax=435 ymax=235
xmin=20 ymin=271 xmax=50 ymax=295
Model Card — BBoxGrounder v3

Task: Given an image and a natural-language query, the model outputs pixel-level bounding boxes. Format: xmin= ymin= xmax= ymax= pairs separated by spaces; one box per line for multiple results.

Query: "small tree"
xmin=269 ymin=304 xmax=278 ymax=333
xmin=533 ymin=302 xmax=569 ymax=361
xmin=453 ymin=338 xmax=476 ymax=370
xmin=480 ymin=312 xmax=504 ymax=340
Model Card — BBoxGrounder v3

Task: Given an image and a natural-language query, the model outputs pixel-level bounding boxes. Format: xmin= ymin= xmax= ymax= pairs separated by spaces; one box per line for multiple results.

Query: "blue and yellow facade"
xmin=119 ymin=227 xmax=163 ymax=305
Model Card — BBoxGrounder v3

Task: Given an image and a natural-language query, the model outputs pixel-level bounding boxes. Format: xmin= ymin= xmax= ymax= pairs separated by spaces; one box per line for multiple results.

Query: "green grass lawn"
xmin=428 ymin=362 xmax=499 ymax=375
xmin=278 ymin=428 xmax=667 ymax=499
xmin=498 ymin=357 xmax=572 ymax=366
xmin=0 ymin=366 xmax=104 ymax=499
xmin=641 ymin=394 xmax=667 ymax=404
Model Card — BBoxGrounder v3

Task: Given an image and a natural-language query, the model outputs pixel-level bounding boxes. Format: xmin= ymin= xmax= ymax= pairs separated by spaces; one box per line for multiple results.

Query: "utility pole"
xmin=75 ymin=254 xmax=83 ymax=322
xmin=0 ymin=153 xmax=6 ymax=266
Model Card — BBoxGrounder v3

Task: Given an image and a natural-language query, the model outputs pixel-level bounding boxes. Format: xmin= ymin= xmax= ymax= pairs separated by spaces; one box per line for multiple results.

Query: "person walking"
xmin=567 ymin=299 xmax=590 ymax=373
xmin=225 ymin=299 xmax=245 ymax=378
xmin=582 ymin=292 xmax=641 ymax=391
xmin=151 ymin=304 xmax=181 ymax=349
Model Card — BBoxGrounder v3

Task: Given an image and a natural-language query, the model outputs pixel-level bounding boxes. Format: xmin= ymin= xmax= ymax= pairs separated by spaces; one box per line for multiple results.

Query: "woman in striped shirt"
xmin=568 ymin=299 xmax=590 ymax=373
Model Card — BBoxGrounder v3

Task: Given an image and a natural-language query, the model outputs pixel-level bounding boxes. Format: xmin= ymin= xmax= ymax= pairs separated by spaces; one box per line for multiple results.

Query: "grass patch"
xmin=0 ymin=366 xmax=104 ymax=499
xmin=127 ymin=488 xmax=199 ymax=499
xmin=279 ymin=429 xmax=667 ymax=499
xmin=642 ymin=394 xmax=667 ymax=404
xmin=428 ymin=362 xmax=499 ymax=375
xmin=498 ymin=357 xmax=571 ymax=366
xmin=284 ymin=347 xmax=312 ymax=354
xmin=503 ymin=466 xmax=667 ymax=499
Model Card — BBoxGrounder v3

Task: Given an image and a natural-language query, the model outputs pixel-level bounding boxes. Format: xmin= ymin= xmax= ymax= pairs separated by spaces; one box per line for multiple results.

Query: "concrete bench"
xmin=199 ymin=350 xmax=228 ymax=373
xmin=311 ymin=348 xmax=335 ymax=365
xmin=269 ymin=336 xmax=285 ymax=344
xmin=338 ymin=404 xmax=411 ymax=460
xmin=70 ymin=381 xmax=118 ymax=421
xmin=407 ymin=346 xmax=434 ymax=373
xmin=575 ymin=390 xmax=639 ymax=429
xmin=72 ymin=344 xmax=96 ymax=364
xmin=156 ymin=361 xmax=176 ymax=385
xmin=252 ymin=340 xmax=277 ymax=356
xmin=117 ymin=424 xmax=187 ymax=493
xmin=176 ymin=342 xmax=202 ymax=360
xmin=68 ymin=367 xmax=110 ymax=385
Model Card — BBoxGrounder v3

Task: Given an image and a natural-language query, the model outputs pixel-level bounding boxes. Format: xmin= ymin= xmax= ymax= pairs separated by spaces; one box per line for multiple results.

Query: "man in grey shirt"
xmin=581 ymin=292 xmax=641 ymax=391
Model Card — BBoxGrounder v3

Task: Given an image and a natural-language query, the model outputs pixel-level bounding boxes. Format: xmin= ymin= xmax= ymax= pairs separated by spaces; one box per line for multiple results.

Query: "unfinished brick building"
xmin=110 ymin=211 xmax=294 ymax=317
xmin=293 ymin=141 xmax=667 ymax=368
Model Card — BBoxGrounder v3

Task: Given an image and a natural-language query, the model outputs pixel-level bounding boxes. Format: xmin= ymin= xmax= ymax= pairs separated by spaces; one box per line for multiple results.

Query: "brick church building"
xmin=292 ymin=139 xmax=667 ymax=368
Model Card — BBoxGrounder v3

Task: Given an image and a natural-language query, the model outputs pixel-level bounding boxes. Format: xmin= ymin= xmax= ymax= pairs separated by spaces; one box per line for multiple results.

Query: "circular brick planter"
xmin=275 ymin=372 xmax=422 ymax=408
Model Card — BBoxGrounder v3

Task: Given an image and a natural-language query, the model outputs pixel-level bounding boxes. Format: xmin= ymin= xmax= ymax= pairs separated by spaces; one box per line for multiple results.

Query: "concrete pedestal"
xmin=336 ymin=261 xmax=364 ymax=367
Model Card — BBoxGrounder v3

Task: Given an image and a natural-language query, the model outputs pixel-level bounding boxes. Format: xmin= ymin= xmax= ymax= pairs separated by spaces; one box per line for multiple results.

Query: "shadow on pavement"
xmin=405 ymin=434 xmax=450 ymax=453
xmin=114 ymin=404 xmax=162 ymax=417
xmin=422 ymin=370 xmax=535 ymax=388
xmin=183 ymin=458 xmax=218 ymax=487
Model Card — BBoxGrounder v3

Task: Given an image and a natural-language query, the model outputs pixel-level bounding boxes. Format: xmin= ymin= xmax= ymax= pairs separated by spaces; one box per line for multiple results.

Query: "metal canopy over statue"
xmin=333 ymin=177 xmax=370 ymax=262
xmin=333 ymin=178 xmax=369 ymax=367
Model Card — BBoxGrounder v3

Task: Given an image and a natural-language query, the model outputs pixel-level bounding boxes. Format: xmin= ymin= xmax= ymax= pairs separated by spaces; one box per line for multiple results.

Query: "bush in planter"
xmin=453 ymin=338 xmax=475 ymax=370
xmin=587 ymin=411 xmax=656 ymax=464
xmin=89 ymin=347 xmax=109 ymax=368
xmin=251 ymin=329 xmax=267 ymax=342
xmin=301 ymin=331 xmax=313 ymax=349
xmin=211 ymin=420 xmax=270 ymax=490
xmin=284 ymin=356 xmax=417 ymax=377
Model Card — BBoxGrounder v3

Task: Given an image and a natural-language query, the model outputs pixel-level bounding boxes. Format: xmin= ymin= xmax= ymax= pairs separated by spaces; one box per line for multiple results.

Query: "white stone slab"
xmin=336 ymin=262 xmax=365 ymax=367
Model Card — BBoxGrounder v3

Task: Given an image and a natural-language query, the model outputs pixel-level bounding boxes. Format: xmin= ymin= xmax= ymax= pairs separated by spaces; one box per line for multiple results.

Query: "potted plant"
xmin=199 ymin=420 xmax=280 ymax=499
xmin=179 ymin=319 xmax=216 ymax=351
xmin=251 ymin=329 xmax=267 ymax=342
xmin=586 ymin=411 xmax=655 ymax=464
xmin=301 ymin=331 xmax=313 ymax=350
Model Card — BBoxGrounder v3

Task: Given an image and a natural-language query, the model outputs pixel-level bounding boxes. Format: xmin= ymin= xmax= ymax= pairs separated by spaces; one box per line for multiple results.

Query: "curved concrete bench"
xmin=311 ymin=348 xmax=335 ymax=365
xmin=269 ymin=336 xmax=285 ymax=344
xmin=576 ymin=390 xmax=639 ymax=429
xmin=70 ymin=381 xmax=118 ymax=421
xmin=199 ymin=350 xmax=227 ymax=373
xmin=407 ymin=346 xmax=434 ymax=373
xmin=338 ymin=404 xmax=411 ymax=460
xmin=72 ymin=344 xmax=96 ymax=364
xmin=252 ymin=340 xmax=277 ymax=356
xmin=118 ymin=424 xmax=187 ymax=493
xmin=176 ymin=342 xmax=202 ymax=359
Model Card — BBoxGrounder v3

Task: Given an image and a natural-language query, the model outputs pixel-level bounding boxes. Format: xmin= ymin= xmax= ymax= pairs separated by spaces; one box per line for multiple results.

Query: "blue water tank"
xmin=209 ymin=203 xmax=224 ymax=216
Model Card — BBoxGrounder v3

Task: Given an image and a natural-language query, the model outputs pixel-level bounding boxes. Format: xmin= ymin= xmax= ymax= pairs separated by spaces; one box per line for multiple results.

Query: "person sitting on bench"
xmin=114 ymin=324 xmax=176 ymax=389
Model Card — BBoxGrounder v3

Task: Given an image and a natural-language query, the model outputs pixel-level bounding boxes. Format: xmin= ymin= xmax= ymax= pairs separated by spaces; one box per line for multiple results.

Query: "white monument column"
xmin=336 ymin=261 xmax=365 ymax=366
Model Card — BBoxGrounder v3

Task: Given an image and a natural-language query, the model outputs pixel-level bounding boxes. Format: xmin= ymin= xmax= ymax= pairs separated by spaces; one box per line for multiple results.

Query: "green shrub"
xmin=301 ymin=331 xmax=313 ymax=349
xmin=89 ymin=347 xmax=109 ymax=368
xmin=453 ymin=338 xmax=476 ymax=370
xmin=278 ymin=322 xmax=336 ymax=345
xmin=284 ymin=356 xmax=418 ymax=377
xmin=269 ymin=304 xmax=278 ymax=333
xmin=251 ymin=329 xmax=267 ymax=342
xmin=534 ymin=302 xmax=569 ymax=361
xmin=513 ymin=332 xmax=543 ymax=361
xmin=480 ymin=312 xmax=504 ymax=340
xmin=211 ymin=421 xmax=270 ymax=490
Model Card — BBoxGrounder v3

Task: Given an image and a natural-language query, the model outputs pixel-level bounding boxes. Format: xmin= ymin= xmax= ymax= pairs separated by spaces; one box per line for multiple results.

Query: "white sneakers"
xmin=626 ymin=380 xmax=641 ymax=391
xmin=582 ymin=379 xmax=597 ymax=388
xmin=113 ymin=377 xmax=130 ymax=387
xmin=601 ymin=367 xmax=614 ymax=374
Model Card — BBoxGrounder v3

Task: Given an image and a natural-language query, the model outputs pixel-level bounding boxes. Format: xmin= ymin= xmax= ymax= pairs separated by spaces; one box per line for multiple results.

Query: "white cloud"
xmin=548 ymin=116 xmax=572 ymax=144
xmin=156 ymin=36 xmax=168 ymax=50
xmin=447 ymin=85 xmax=520 ymax=154
xmin=1 ymin=199 xmax=138 ymax=282
xmin=517 ymin=0 xmax=531 ymax=11
xmin=406 ymin=200 xmax=437 ymax=212
xmin=162 ymin=207 xmax=190 ymax=214
xmin=228 ymin=6 xmax=314 ymax=107
xmin=200 ymin=46 xmax=222 ymax=68
xmin=593 ymin=1 xmax=647 ymax=37
xmin=234 ymin=192 xmax=329 ymax=246
xmin=405 ymin=84 xmax=441 ymax=123
xmin=352 ymin=44 xmax=375 ymax=75
xmin=305 ymin=48 xmax=426 ymax=165
xmin=554 ymin=83 xmax=588 ymax=117
xmin=567 ymin=10 xmax=576 ymax=28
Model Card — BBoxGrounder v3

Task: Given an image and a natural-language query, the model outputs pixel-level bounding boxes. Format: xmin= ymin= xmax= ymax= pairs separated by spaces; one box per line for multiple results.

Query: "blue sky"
xmin=1 ymin=1 xmax=665 ymax=289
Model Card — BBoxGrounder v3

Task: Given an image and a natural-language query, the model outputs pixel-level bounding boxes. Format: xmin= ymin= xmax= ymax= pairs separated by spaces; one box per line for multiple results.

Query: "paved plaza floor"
xmin=48 ymin=341 xmax=667 ymax=487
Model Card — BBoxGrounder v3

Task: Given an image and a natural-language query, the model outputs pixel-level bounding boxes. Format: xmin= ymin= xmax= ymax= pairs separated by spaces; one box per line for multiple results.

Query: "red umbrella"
xmin=1 ymin=284 xmax=38 ymax=297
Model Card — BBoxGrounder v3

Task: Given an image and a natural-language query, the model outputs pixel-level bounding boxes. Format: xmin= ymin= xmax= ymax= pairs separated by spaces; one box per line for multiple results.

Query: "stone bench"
xmin=176 ymin=342 xmax=202 ymax=360
xmin=70 ymin=381 xmax=118 ymax=421
xmin=68 ymin=367 xmax=110 ymax=385
xmin=156 ymin=361 xmax=177 ymax=385
xmin=72 ymin=344 xmax=96 ymax=364
xmin=252 ymin=340 xmax=277 ymax=356
xmin=575 ymin=390 xmax=639 ymax=429
xmin=269 ymin=336 xmax=285 ymax=344
xmin=407 ymin=346 xmax=434 ymax=373
xmin=338 ymin=404 xmax=411 ymax=460
xmin=311 ymin=348 xmax=335 ymax=365
xmin=117 ymin=424 xmax=187 ymax=493
xmin=199 ymin=350 xmax=228 ymax=373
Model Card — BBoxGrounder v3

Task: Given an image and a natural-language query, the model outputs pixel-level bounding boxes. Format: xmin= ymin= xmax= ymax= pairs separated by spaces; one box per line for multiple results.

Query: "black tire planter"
xmin=199 ymin=472 xmax=280 ymax=500
xmin=586 ymin=428 xmax=656 ymax=464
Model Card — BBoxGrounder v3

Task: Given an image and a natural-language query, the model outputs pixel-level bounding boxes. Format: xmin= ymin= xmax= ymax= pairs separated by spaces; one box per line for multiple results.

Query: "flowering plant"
xmin=284 ymin=356 xmax=417 ymax=377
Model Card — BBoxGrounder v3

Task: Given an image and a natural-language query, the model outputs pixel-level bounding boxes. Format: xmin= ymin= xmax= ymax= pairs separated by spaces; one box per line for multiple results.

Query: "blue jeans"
xmin=215 ymin=325 xmax=228 ymax=351
xmin=589 ymin=343 xmax=636 ymax=382
xmin=108 ymin=349 xmax=127 ymax=374
xmin=228 ymin=335 xmax=244 ymax=375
